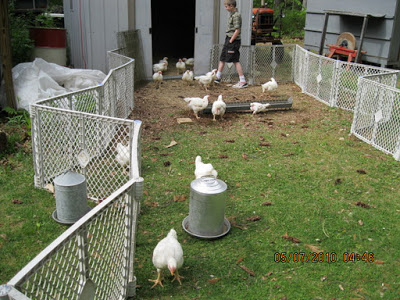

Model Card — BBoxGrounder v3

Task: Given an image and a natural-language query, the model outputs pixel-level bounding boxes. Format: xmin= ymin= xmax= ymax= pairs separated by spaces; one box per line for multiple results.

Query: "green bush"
xmin=8 ymin=1 xmax=34 ymax=66
xmin=281 ymin=8 xmax=305 ymax=37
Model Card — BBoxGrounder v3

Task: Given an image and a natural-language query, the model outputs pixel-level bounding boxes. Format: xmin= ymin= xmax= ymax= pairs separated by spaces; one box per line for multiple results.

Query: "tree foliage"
xmin=253 ymin=0 xmax=306 ymax=38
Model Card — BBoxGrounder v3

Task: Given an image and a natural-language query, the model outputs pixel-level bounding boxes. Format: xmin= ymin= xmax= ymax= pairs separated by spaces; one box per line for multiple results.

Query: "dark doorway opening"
xmin=151 ymin=0 xmax=196 ymax=74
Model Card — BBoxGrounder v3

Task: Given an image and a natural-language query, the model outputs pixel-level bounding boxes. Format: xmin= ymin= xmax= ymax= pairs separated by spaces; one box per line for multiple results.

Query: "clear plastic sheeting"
xmin=12 ymin=58 xmax=106 ymax=111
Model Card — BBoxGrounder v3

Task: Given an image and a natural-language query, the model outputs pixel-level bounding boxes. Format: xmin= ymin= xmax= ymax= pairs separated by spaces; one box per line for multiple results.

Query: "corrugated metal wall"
xmin=63 ymin=0 xmax=130 ymax=73
xmin=304 ymin=0 xmax=400 ymax=67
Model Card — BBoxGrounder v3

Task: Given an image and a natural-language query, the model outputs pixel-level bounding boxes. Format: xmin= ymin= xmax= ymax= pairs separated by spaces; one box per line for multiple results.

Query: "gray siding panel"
xmin=305 ymin=0 xmax=400 ymax=67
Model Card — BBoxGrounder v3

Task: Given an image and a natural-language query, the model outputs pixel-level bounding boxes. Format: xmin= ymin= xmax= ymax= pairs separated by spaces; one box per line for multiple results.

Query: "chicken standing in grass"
xmin=152 ymin=71 xmax=163 ymax=88
xmin=261 ymin=77 xmax=278 ymax=93
xmin=149 ymin=229 xmax=184 ymax=289
xmin=250 ymin=102 xmax=271 ymax=115
xmin=176 ymin=59 xmax=186 ymax=74
xmin=183 ymin=95 xmax=209 ymax=119
xmin=211 ymin=94 xmax=227 ymax=121
xmin=182 ymin=70 xmax=194 ymax=85
xmin=115 ymin=143 xmax=130 ymax=167
xmin=194 ymin=155 xmax=218 ymax=179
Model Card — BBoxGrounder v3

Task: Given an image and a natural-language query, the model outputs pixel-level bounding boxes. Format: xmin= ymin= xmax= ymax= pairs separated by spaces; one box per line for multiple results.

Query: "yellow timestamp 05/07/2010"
xmin=274 ymin=252 xmax=374 ymax=263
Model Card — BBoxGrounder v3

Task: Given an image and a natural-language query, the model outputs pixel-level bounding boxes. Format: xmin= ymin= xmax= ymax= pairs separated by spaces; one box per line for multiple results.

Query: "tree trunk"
xmin=0 ymin=1 xmax=16 ymax=109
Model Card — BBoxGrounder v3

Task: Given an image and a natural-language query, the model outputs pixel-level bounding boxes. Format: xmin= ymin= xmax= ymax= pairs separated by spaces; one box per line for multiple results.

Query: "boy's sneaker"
xmin=214 ymin=78 xmax=221 ymax=84
xmin=232 ymin=81 xmax=248 ymax=89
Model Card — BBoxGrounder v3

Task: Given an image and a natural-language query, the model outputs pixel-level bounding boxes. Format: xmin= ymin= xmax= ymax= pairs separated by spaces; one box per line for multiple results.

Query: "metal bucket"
xmin=183 ymin=176 xmax=230 ymax=239
xmin=52 ymin=171 xmax=90 ymax=225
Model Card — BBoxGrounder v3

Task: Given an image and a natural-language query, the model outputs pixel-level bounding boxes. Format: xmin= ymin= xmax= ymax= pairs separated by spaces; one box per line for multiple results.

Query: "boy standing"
xmin=214 ymin=0 xmax=248 ymax=88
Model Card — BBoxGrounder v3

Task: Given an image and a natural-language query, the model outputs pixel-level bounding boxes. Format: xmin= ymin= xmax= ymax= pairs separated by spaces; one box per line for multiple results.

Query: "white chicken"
xmin=159 ymin=57 xmax=168 ymax=66
xmin=250 ymin=102 xmax=271 ymax=115
xmin=152 ymin=71 xmax=163 ymax=88
xmin=194 ymin=71 xmax=215 ymax=91
xmin=194 ymin=155 xmax=218 ymax=179
xmin=182 ymin=57 xmax=194 ymax=68
xmin=149 ymin=229 xmax=184 ymax=289
xmin=261 ymin=77 xmax=278 ymax=93
xmin=115 ymin=143 xmax=130 ymax=167
xmin=182 ymin=70 xmax=194 ymax=84
xmin=183 ymin=95 xmax=209 ymax=119
xmin=176 ymin=59 xmax=186 ymax=74
xmin=153 ymin=62 xmax=167 ymax=73
xmin=211 ymin=94 xmax=227 ymax=121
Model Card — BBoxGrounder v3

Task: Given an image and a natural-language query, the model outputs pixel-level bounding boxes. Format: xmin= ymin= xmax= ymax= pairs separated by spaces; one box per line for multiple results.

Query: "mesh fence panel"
xmin=351 ymin=76 xmax=400 ymax=159
xmin=303 ymin=51 xmax=336 ymax=106
xmin=9 ymin=179 xmax=140 ymax=300
xmin=107 ymin=51 xmax=135 ymax=119
xmin=31 ymin=106 xmax=136 ymax=201
xmin=333 ymin=62 xmax=395 ymax=111
xmin=210 ymin=44 xmax=295 ymax=85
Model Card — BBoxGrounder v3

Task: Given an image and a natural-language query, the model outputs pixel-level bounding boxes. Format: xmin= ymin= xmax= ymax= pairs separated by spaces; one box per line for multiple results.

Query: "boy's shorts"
xmin=219 ymin=36 xmax=241 ymax=63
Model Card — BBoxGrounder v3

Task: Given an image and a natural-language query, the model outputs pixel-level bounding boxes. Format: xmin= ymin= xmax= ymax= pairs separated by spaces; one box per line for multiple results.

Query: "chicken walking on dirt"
xmin=152 ymin=71 xmax=163 ymax=88
xmin=261 ymin=77 xmax=278 ymax=93
xmin=149 ymin=229 xmax=184 ymax=289
xmin=211 ymin=94 xmax=227 ymax=121
xmin=183 ymin=95 xmax=209 ymax=119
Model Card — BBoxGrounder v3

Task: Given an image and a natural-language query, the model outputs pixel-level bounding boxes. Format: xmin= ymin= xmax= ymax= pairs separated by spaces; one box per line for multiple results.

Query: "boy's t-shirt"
xmin=226 ymin=10 xmax=242 ymax=40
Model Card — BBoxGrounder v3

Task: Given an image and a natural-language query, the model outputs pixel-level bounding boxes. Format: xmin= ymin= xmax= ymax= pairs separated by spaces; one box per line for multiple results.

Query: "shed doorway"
xmin=151 ymin=0 xmax=196 ymax=76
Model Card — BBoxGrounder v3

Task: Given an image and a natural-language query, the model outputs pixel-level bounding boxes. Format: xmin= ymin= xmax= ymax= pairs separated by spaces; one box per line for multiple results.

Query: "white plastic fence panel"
xmin=351 ymin=75 xmax=400 ymax=160
xmin=7 ymin=178 xmax=142 ymax=300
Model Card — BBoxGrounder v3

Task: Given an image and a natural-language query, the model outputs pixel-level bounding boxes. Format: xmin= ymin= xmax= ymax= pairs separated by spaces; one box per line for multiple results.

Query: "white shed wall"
xmin=63 ymin=0 xmax=131 ymax=73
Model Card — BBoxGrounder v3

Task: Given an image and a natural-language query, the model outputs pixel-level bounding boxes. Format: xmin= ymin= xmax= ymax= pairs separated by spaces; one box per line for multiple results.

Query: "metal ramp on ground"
xmin=203 ymin=97 xmax=293 ymax=114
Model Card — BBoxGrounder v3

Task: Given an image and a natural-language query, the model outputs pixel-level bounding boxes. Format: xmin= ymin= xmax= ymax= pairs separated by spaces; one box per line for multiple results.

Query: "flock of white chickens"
xmin=117 ymin=59 xmax=280 ymax=290
xmin=153 ymin=57 xmax=279 ymax=121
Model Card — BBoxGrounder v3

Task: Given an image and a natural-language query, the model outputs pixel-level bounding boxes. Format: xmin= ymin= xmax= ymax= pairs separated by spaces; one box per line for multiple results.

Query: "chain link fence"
xmin=294 ymin=45 xmax=399 ymax=111
xmin=210 ymin=44 xmax=295 ymax=85
xmin=31 ymin=50 xmax=140 ymax=202
xmin=351 ymin=73 xmax=400 ymax=160
xmin=4 ymin=46 xmax=143 ymax=299
xmin=6 ymin=178 xmax=142 ymax=300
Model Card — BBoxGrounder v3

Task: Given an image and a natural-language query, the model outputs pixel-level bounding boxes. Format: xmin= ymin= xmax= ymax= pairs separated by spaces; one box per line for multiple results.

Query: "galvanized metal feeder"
xmin=52 ymin=171 xmax=91 ymax=225
xmin=182 ymin=176 xmax=230 ymax=239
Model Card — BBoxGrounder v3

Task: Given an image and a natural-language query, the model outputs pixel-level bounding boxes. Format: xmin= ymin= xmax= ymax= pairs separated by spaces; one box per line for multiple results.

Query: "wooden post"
xmin=319 ymin=12 xmax=329 ymax=55
xmin=0 ymin=0 xmax=17 ymax=109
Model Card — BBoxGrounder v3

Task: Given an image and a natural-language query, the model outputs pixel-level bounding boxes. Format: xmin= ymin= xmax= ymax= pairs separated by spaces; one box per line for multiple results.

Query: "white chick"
xmin=115 ymin=143 xmax=130 ymax=167
xmin=183 ymin=95 xmax=210 ymax=119
xmin=149 ymin=229 xmax=184 ymax=289
xmin=176 ymin=59 xmax=186 ymax=74
xmin=153 ymin=62 xmax=167 ymax=73
xmin=194 ymin=155 xmax=218 ymax=179
xmin=152 ymin=71 xmax=163 ymax=88
xmin=250 ymin=102 xmax=271 ymax=115
xmin=194 ymin=72 xmax=214 ymax=91
xmin=211 ymin=94 xmax=227 ymax=121
xmin=183 ymin=57 xmax=194 ymax=68
xmin=261 ymin=77 xmax=278 ymax=93
xmin=182 ymin=70 xmax=194 ymax=84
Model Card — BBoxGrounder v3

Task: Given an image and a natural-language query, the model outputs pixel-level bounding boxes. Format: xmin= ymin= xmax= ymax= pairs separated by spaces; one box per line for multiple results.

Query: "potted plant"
xmin=29 ymin=9 xmax=67 ymax=65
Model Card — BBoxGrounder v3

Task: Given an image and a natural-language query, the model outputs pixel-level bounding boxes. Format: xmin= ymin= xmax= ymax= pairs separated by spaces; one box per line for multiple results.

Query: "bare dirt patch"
xmin=129 ymin=78 xmax=327 ymax=140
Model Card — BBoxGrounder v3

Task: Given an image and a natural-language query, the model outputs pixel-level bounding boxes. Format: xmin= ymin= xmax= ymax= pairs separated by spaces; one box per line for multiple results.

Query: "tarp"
xmin=12 ymin=58 xmax=106 ymax=111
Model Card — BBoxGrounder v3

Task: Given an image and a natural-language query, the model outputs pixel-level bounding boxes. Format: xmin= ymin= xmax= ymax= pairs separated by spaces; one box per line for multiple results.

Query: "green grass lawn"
xmin=1 ymin=86 xmax=399 ymax=299
xmin=132 ymin=97 xmax=400 ymax=299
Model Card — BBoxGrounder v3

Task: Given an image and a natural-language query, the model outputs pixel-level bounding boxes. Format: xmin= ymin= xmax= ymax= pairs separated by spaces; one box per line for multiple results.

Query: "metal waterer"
xmin=182 ymin=176 xmax=230 ymax=239
xmin=52 ymin=171 xmax=91 ymax=225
